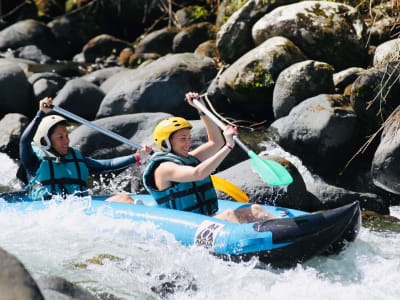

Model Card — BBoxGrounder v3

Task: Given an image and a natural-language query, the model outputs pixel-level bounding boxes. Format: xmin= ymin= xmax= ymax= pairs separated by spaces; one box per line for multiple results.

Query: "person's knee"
xmin=251 ymin=204 xmax=269 ymax=219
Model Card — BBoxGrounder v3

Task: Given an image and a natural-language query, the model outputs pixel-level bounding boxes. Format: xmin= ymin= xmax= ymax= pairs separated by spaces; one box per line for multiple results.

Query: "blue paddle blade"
xmin=248 ymin=151 xmax=293 ymax=186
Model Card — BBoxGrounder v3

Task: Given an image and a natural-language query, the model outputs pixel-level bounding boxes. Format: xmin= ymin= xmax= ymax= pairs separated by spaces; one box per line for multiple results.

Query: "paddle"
xmin=44 ymin=104 xmax=250 ymax=202
xmin=210 ymin=175 xmax=249 ymax=203
xmin=193 ymin=99 xmax=293 ymax=186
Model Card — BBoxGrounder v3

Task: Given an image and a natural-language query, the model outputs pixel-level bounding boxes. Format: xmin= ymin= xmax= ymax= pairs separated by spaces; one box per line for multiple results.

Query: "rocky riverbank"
xmin=1 ymin=0 xmax=400 ymax=298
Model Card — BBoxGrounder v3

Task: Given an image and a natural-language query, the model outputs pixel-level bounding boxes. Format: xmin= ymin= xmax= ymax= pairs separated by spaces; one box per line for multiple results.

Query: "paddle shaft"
xmin=193 ymin=99 xmax=250 ymax=153
xmin=44 ymin=104 xmax=142 ymax=150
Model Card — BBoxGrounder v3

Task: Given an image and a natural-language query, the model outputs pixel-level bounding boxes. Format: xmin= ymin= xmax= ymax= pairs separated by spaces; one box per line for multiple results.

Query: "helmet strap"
xmin=42 ymin=136 xmax=52 ymax=151
xmin=161 ymin=139 xmax=172 ymax=152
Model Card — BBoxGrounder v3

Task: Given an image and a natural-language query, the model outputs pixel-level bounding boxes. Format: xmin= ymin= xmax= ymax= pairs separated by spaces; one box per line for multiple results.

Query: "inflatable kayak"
xmin=0 ymin=192 xmax=360 ymax=268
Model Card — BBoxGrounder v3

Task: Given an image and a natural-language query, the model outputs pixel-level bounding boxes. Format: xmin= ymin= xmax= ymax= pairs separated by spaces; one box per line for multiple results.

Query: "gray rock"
xmin=273 ymin=60 xmax=335 ymax=119
xmin=0 ymin=60 xmax=34 ymax=117
xmin=36 ymin=276 xmax=96 ymax=300
xmin=0 ymin=19 xmax=61 ymax=59
xmin=218 ymin=36 xmax=306 ymax=105
xmin=0 ymin=113 xmax=29 ymax=159
xmin=82 ymin=34 xmax=132 ymax=63
xmin=217 ymin=0 xmax=296 ymax=63
xmin=215 ymin=154 xmax=314 ymax=211
xmin=53 ymin=79 xmax=105 ymax=120
xmin=28 ymin=72 xmax=67 ymax=102
xmin=271 ymin=94 xmax=363 ymax=176
xmin=96 ymin=53 xmax=217 ymax=120
xmin=81 ymin=67 xmax=125 ymax=87
xmin=252 ymin=1 xmax=368 ymax=70
xmin=172 ymin=22 xmax=216 ymax=53
xmin=135 ymin=27 xmax=178 ymax=55
xmin=350 ymin=63 xmax=400 ymax=130
xmin=0 ymin=247 xmax=45 ymax=300
xmin=371 ymin=108 xmax=400 ymax=195
xmin=70 ymin=113 xmax=171 ymax=158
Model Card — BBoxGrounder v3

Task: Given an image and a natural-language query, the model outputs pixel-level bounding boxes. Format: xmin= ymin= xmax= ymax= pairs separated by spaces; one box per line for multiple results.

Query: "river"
xmin=1 ymin=152 xmax=399 ymax=300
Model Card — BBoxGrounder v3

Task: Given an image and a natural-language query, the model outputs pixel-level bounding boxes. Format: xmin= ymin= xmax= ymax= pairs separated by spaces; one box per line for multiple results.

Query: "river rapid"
xmin=1 ymin=153 xmax=400 ymax=300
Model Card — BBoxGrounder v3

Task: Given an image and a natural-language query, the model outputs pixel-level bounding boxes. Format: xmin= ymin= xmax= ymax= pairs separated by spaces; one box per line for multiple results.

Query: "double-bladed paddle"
xmin=43 ymin=104 xmax=250 ymax=202
xmin=193 ymin=99 xmax=293 ymax=186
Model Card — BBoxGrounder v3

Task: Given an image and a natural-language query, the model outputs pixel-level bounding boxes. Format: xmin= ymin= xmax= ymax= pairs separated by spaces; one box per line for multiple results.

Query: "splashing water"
xmin=1 ymin=153 xmax=400 ymax=299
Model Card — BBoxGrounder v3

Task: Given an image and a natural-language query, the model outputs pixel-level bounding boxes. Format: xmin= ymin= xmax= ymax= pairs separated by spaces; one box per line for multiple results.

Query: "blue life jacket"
xmin=26 ymin=145 xmax=89 ymax=200
xmin=143 ymin=152 xmax=218 ymax=215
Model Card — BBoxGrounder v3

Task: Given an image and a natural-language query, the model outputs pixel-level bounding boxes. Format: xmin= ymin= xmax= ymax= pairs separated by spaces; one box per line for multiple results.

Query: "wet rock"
xmin=0 ymin=247 xmax=44 ymax=299
xmin=215 ymin=154 xmax=314 ymax=211
xmin=371 ymin=107 xmax=400 ymax=195
xmin=0 ymin=113 xmax=29 ymax=159
xmin=36 ymin=275 xmax=97 ymax=300
xmin=271 ymin=94 xmax=363 ymax=176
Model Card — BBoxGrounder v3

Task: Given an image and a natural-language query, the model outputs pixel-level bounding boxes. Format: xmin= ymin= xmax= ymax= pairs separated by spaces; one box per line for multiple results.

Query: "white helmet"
xmin=33 ymin=115 xmax=67 ymax=150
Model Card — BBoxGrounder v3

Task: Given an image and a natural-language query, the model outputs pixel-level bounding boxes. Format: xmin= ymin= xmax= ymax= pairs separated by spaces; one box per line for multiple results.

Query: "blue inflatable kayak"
xmin=0 ymin=192 xmax=360 ymax=268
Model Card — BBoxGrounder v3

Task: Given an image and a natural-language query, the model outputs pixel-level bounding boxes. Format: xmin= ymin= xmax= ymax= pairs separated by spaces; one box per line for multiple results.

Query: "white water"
xmin=1 ymin=153 xmax=400 ymax=299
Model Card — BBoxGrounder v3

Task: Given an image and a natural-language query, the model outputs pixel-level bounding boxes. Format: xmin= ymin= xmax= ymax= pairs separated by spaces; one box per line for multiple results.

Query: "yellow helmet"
xmin=153 ymin=117 xmax=192 ymax=151
xmin=33 ymin=115 xmax=67 ymax=150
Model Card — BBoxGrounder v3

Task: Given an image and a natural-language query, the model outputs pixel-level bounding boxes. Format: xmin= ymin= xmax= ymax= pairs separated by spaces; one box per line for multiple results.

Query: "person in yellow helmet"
xmin=20 ymin=97 xmax=152 ymax=202
xmin=143 ymin=92 xmax=274 ymax=223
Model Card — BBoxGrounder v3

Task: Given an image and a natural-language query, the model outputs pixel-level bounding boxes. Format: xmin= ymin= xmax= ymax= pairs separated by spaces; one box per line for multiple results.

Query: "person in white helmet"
xmin=20 ymin=97 xmax=152 ymax=202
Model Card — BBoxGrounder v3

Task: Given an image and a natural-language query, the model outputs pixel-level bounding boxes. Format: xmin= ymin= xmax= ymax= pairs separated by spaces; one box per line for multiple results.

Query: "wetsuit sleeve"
xmin=84 ymin=154 xmax=137 ymax=174
xmin=19 ymin=110 xmax=46 ymax=181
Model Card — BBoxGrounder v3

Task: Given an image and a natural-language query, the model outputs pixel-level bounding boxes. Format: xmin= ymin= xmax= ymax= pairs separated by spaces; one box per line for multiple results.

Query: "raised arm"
xmin=185 ymin=92 xmax=225 ymax=161
xmin=19 ymin=97 xmax=53 ymax=180
xmin=154 ymin=126 xmax=236 ymax=189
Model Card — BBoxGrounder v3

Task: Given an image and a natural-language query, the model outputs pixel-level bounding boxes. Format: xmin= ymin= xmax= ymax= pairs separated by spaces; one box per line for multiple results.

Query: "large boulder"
xmin=271 ymin=94 xmax=363 ymax=176
xmin=371 ymin=108 xmax=400 ymax=195
xmin=217 ymin=0 xmax=297 ymax=63
xmin=0 ymin=113 xmax=29 ymax=159
xmin=350 ymin=63 xmax=400 ymax=131
xmin=0 ymin=19 xmax=64 ymax=59
xmin=96 ymin=53 xmax=218 ymax=120
xmin=0 ymin=247 xmax=45 ymax=299
xmin=272 ymin=60 xmax=335 ymax=119
xmin=218 ymin=36 xmax=306 ymax=105
xmin=0 ymin=60 xmax=34 ymax=117
xmin=28 ymin=72 xmax=67 ymax=103
xmin=53 ymin=79 xmax=105 ymax=120
xmin=252 ymin=1 xmax=368 ymax=70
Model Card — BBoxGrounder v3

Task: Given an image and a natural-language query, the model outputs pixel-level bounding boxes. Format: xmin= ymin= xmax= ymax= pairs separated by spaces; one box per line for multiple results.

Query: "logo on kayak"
xmin=194 ymin=221 xmax=225 ymax=250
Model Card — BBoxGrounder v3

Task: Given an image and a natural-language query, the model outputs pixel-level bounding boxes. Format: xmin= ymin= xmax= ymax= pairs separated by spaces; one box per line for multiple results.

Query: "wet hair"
xmin=48 ymin=120 xmax=67 ymax=138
